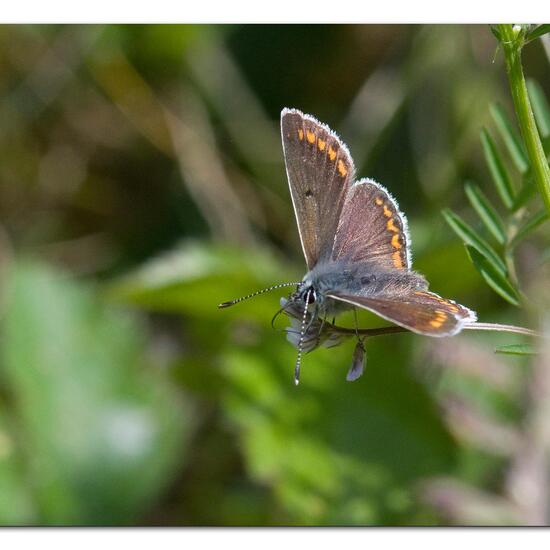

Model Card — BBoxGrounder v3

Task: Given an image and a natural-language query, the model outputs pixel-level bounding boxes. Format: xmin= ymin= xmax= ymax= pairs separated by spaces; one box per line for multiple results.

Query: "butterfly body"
xmin=295 ymin=259 xmax=428 ymax=318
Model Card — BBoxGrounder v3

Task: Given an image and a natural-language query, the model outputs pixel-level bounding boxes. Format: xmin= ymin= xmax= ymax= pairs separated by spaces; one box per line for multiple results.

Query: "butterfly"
xmin=220 ymin=108 xmax=477 ymax=384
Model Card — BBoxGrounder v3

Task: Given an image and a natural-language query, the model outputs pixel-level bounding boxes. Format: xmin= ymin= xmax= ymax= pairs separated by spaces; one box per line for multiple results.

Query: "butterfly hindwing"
xmin=327 ymin=290 xmax=477 ymax=337
xmin=281 ymin=108 xmax=354 ymax=269
xmin=331 ymin=178 xmax=411 ymax=270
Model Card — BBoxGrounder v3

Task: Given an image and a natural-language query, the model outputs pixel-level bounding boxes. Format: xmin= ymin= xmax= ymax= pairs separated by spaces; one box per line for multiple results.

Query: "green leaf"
xmin=464 ymin=182 xmax=507 ymax=245
xmin=480 ymin=128 xmax=516 ymax=209
xmin=442 ymin=209 xmax=507 ymax=275
xmin=0 ymin=261 xmax=191 ymax=525
xmin=509 ymin=210 xmax=550 ymax=249
xmin=495 ymin=343 xmax=537 ymax=356
xmin=527 ymin=79 xmax=550 ymax=140
xmin=525 ymin=24 xmax=550 ymax=43
xmin=110 ymin=241 xmax=297 ymax=321
xmin=465 ymin=245 xmax=520 ymax=306
xmin=512 ymin=175 xmax=537 ymax=211
xmin=489 ymin=103 xmax=529 ymax=174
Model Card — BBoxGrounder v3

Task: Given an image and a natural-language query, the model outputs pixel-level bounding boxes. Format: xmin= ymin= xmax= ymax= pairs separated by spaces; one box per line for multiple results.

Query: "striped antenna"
xmin=218 ymin=282 xmax=302 ymax=309
xmin=294 ymin=288 xmax=312 ymax=386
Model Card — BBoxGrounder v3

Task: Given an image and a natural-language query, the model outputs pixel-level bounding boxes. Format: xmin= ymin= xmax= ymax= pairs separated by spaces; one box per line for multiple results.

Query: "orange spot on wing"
xmin=383 ymin=205 xmax=392 ymax=218
xmin=375 ymin=197 xmax=383 ymax=206
xmin=337 ymin=159 xmax=347 ymax=177
xmin=414 ymin=292 xmax=461 ymax=314
xmin=392 ymin=251 xmax=403 ymax=268
xmin=430 ymin=310 xmax=448 ymax=328
xmin=317 ymin=138 xmax=326 ymax=151
xmin=391 ymin=234 xmax=402 ymax=249
xmin=387 ymin=219 xmax=399 ymax=232
xmin=439 ymin=300 xmax=460 ymax=313
xmin=328 ymin=146 xmax=337 ymax=161
xmin=298 ymin=129 xmax=304 ymax=141
xmin=306 ymin=130 xmax=316 ymax=144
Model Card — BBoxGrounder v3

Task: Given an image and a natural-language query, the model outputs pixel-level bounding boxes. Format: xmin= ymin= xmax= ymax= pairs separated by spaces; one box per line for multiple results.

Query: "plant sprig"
xmin=441 ymin=25 xmax=550 ymax=357
xmin=499 ymin=24 xmax=550 ymax=216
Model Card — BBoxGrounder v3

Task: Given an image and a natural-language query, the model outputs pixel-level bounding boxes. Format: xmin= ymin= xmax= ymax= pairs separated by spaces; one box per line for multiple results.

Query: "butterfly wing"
xmin=331 ymin=178 xmax=411 ymax=270
xmin=281 ymin=108 xmax=355 ymax=269
xmin=327 ymin=290 xmax=477 ymax=337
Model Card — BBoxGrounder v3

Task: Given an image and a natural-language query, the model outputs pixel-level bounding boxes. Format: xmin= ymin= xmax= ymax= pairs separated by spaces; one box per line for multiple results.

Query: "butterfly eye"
xmin=302 ymin=289 xmax=316 ymax=304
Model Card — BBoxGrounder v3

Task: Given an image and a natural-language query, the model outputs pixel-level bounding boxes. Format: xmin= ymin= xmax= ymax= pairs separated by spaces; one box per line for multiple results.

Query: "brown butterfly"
xmin=220 ymin=108 xmax=476 ymax=384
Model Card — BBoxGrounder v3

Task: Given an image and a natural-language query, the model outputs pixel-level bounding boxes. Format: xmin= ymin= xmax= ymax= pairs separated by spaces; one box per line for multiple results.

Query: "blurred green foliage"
xmin=0 ymin=261 xmax=189 ymax=524
xmin=0 ymin=24 xmax=549 ymax=525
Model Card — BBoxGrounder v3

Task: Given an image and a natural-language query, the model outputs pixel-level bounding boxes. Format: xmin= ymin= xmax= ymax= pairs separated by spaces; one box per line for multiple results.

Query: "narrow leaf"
xmin=512 ymin=175 xmax=537 ymax=211
xmin=526 ymin=24 xmax=550 ymax=43
xmin=480 ymin=128 xmax=515 ymax=209
xmin=489 ymin=103 xmax=529 ymax=174
xmin=465 ymin=245 xmax=520 ymax=306
xmin=509 ymin=210 xmax=550 ymax=249
xmin=527 ymin=79 xmax=550 ymax=140
xmin=495 ymin=343 xmax=537 ymax=356
xmin=442 ymin=209 xmax=507 ymax=275
xmin=464 ymin=181 xmax=507 ymax=244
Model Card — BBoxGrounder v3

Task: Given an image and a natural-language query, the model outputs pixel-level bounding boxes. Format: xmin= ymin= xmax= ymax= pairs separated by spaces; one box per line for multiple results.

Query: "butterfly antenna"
xmin=218 ymin=282 xmax=302 ymax=309
xmin=294 ymin=288 xmax=312 ymax=386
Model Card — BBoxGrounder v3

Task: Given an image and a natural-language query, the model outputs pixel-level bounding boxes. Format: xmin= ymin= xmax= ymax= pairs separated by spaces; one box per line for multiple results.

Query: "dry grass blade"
xmin=420 ymin=477 xmax=521 ymax=525
xmin=164 ymin=91 xmax=256 ymax=246
xmin=505 ymin=320 xmax=550 ymax=525
xmin=441 ymin=394 xmax=521 ymax=456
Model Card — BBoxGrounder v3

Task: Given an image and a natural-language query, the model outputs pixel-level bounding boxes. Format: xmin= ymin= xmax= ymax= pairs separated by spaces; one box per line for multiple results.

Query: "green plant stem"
xmin=498 ymin=24 xmax=550 ymax=217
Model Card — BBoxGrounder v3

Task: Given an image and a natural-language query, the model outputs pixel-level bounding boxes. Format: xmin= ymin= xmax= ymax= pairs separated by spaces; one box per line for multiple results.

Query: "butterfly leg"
xmin=271 ymin=300 xmax=295 ymax=329
xmin=353 ymin=307 xmax=366 ymax=350
xmin=314 ymin=313 xmax=327 ymax=347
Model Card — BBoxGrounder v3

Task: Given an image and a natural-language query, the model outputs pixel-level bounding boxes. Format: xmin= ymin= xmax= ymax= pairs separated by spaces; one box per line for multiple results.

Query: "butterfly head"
xmin=294 ymin=283 xmax=317 ymax=305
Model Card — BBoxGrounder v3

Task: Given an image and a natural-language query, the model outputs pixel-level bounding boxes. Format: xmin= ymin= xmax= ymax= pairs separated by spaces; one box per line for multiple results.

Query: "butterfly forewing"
xmin=331 ymin=178 xmax=411 ymax=270
xmin=327 ymin=290 xmax=477 ymax=337
xmin=281 ymin=108 xmax=354 ymax=269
